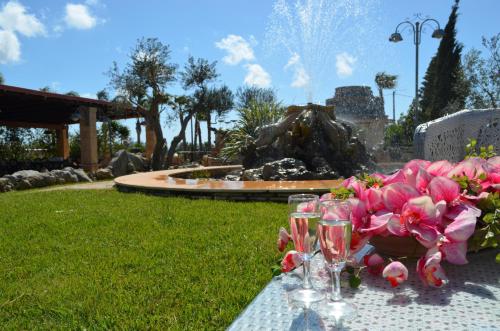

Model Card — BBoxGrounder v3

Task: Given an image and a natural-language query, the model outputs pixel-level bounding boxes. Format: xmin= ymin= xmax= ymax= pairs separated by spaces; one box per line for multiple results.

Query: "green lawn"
xmin=0 ymin=190 xmax=286 ymax=330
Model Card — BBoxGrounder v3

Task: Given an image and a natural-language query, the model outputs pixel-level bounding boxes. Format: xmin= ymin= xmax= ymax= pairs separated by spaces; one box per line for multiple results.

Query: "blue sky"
xmin=1 ymin=0 xmax=499 ymax=143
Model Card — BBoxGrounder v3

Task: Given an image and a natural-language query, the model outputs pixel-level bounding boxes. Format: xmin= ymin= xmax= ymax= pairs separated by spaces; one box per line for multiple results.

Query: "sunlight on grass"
xmin=0 ymin=190 xmax=287 ymax=330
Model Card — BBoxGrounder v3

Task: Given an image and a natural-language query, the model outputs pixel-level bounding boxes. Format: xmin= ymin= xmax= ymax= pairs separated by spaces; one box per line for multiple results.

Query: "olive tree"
xmin=109 ymin=37 xmax=177 ymax=170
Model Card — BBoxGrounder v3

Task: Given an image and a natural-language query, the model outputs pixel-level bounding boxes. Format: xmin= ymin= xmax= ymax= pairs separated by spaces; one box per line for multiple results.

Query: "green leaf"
xmin=271 ymin=265 xmax=282 ymax=277
xmin=496 ymin=253 xmax=500 ymax=264
xmin=345 ymin=266 xmax=355 ymax=274
xmin=348 ymin=274 xmax=361 ymax=289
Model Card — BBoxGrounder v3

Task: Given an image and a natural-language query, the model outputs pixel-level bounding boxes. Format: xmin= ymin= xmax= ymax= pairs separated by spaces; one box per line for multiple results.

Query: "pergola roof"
xmin=0 ymin=84 xmax=140 ymax=129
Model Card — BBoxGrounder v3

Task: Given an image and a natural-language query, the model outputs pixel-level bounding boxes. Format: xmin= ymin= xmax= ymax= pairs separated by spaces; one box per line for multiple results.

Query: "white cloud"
xmin=0 ymin=1 xmax=45 ymax=64
xmin=0 ymin=29 xmax=20 ymax=63
xmin=64 ymin=3 xmax=96 ymax=30
xmin=0 ymin=1 xmax=46 ymax=37
xmin=215 ymin=34 xmax=255 ymax=65
xmin=244 ymin=64 xmax=271 ymax=88
xmin=284 ymin=53 xmax=310 ymax=88
xmin=336 ymin=52 xmax=357 ymax=78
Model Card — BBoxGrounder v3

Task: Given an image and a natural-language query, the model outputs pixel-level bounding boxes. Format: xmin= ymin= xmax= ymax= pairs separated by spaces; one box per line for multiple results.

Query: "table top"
xmin=228 ymin=249 xmax=500 ymax=331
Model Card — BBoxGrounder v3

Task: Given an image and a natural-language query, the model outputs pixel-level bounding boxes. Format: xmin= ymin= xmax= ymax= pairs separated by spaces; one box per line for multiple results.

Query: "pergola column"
xmin=79 ymin=107 xmax=98 ymax=172
xmin=145 ymin=124 xmax=156 ymax=160
xmin=56 ymin=125 xmax=70 ymax=160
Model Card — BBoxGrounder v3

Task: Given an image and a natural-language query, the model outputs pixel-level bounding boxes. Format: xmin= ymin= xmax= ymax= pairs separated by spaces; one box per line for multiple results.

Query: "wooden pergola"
xmin=0 ymin=84 xmax=155 ymax=172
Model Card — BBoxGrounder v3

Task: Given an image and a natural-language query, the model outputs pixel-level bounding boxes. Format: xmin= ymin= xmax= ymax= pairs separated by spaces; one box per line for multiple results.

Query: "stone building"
xmin=326 ymin=86 xmax=389 ymax=149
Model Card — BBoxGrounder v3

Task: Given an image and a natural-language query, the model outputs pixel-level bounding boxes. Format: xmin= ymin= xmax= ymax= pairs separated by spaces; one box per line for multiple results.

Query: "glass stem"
xmin=302 ymin=258 xmax=312 ymax=289
xmin=330 ymin=265 xmax=342 ymax=301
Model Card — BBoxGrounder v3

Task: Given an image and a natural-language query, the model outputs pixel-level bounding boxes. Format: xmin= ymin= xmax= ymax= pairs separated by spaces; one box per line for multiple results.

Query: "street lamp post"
xmin=389 ymin=17 xmax=444 ymax=126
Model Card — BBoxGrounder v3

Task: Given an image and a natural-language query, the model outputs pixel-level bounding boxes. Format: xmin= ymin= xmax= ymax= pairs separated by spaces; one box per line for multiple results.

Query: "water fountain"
xmin=114 ymin=0 xmax=382 ymax=200
xmin=241 ymin=103 xmax=372 ymax=180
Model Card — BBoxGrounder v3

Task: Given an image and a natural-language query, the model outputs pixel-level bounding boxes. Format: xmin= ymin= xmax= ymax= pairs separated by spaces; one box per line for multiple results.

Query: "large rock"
xmin=242 ymin=103 xmax=372 ymax=180
xmin=10 ymin=170 xmax=57 ymax=189
xmin=109 ymin=150 xmax=146 ymax=177
xmin=63 ymin=167 xmax=92 ymax=182
xmin=50 ymin=169 xmax=78 ymax=184
xmin=0 ymin=177 xmax=13 ymax=192
xmin=95 ymin=168 xmax=113 ymax=180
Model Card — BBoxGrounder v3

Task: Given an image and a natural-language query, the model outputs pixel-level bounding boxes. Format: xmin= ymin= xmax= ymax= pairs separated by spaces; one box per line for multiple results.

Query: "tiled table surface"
xmin=228 ymin=249 xmax=500 ymax=331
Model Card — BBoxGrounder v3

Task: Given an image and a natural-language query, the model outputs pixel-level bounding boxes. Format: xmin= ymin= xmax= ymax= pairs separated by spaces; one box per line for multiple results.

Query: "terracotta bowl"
xmin=369 ymin=235 xmax=427 ymax=258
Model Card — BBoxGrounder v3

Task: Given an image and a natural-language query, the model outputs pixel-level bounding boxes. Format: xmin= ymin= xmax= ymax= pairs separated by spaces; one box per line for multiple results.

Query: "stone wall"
xmin=414 ymin=108 xmax=500 ymax=162
xmin=326 ymin=86 xmax=389 ymax=149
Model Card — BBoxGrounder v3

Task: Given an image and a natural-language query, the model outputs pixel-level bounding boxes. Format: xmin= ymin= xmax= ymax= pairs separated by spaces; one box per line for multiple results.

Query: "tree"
xmin=109 ymin=37 xmax=177 ymax=170
xmin=464 ymin=33 xmax=500 ymax=109
xmin=374 ymin=72 xmax=397 ymax=105
xmin=0 ymin=72 xmax=4 ymax=84
xmin=236 ymin=86 xmax=277 ymax=110
xmin=65 ymin=91 xmax=80 ymax=97
xmin=97 ymin=89 xmax=109 ymax=101
xmin=204 ymin=85 xmax=234 ymax=149
xmin=39 ymin=86 xmax=52 ymax=92
xmin=165 ymin=95 xmax=194 ymax=166
xmin=419 ymin=0 xmax=469 ymax=122
xmin=180 ymin=56 xmax=219 ymax=150
xmin=220 ymin=100 xmax=285 ymax=161
xmin=98 ymin=120 xmax=130 ymax=157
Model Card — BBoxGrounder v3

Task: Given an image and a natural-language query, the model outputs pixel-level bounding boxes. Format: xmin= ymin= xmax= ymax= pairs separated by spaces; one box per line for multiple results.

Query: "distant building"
xmin=326 ymin=86 xmax=389 ymax=149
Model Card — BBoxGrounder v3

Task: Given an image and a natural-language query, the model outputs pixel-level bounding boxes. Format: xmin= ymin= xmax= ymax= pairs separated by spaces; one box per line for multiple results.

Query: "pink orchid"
xmin=365 ymin=187 xmax=384 ymax=212
xmin=277 ymin=227 xmax=291 ymax=252
xmin=404 ymin=166 xmax=433 ymax=192
xmin=382 ymin=261 xmax=408 ymax=287
xmin=347 ymin=198 xmax=369 ymax=231
xmin=427 ymin=176 xmax=461 ymax=204
xmin=382 ymin=183 xmax=420 ymax=213
xmin=363 ymin=253 xmax=384 ymax=275
xmin=426 ymin=160 xmax=454 ymax=177
xmin=320 ymin=192 xmax=333 ymax=201
xmin=486 ymin=156 xmax=500 ymax=172
xmin=401 ymin=196 xmax=441 ymax=248
xmin=447 ymin=157 xmax=487 ymax=180
xmin=404 ymin=159 xmax=432 ymax=174
xmin=382 ymin=169 xmax=406 ymax=185
xmin=281 ymin=250 xmax=302 ymax=273
xmin=417 ymin=247 xmax=448 ymax=287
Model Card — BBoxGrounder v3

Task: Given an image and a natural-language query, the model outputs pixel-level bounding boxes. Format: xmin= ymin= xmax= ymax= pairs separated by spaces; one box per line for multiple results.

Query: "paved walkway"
xmin=38 ymin=180 xmax=115 ymax=191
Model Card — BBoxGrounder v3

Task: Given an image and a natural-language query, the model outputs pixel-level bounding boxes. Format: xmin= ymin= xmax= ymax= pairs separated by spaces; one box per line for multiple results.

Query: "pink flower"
xmin=320 ymin=193 xmax=333 ymax=201
xmin=427 ymin=176 xmax=461 ymax=204
xmin=365 ymin=187 xmax=384 ymax=212
xmin=426 ymin=160 xmax=454 ymax=177
xmin=277 ymin=227 xmax=291 ymax=252
xmin=417 ymin=247 xmax=448 ymax=287
xmin=382 ymin=183 xmax=420 ymax=213
xmin=382 ymin=169 xmax=406 ymax=185
xmin=404 ymin=159 xmax=431 ymax=174
xmin=281 ymin=250 xmax=302 ymax=273
xmin=447 ymin=157 xmax=487 ymax=180
xmin=347 ymin=198 xmax=369 ymax=231
xmin=486 ymin=156 xmax=500 ymax=172
xmin=382 ymin=261 xmax=408 ymax=287
xmin=363 ymin=253 xmax=384 ymax=275
xmin=401 ymin=196 xmax=441 ymax=248
xmin=437 ymin=203 xmax=481 ymax=265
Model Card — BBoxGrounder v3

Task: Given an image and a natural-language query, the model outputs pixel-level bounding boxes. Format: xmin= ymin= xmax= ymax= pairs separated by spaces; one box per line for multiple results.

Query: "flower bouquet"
xmin=277 ymin=155 xmax=500 ymax=288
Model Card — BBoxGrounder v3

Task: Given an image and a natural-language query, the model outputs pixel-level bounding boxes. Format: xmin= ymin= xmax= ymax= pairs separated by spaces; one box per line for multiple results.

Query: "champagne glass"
xmin=287 ymin=194 xmax=324 ymax=304
xmin=317 ymin=199 xmax=357 ymax=322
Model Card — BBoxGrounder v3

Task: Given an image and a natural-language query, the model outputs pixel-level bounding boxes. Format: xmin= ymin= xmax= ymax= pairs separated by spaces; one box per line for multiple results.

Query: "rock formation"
xmin=241 ymin=103 xmax=371 ymax=180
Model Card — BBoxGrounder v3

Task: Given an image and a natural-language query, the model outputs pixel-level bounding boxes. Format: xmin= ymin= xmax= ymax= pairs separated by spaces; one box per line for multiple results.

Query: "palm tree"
xmin=374 ymin=72 xmax=397 ymax=105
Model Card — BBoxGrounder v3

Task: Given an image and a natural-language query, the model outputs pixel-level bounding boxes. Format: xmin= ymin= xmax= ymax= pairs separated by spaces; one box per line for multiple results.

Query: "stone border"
xmin=113 ymin=166 xmax=342 ymax=201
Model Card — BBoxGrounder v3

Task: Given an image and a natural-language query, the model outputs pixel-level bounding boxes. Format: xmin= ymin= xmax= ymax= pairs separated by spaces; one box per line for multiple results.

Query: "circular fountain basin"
xmin=114 ymin=165 xmax=342 ymax=201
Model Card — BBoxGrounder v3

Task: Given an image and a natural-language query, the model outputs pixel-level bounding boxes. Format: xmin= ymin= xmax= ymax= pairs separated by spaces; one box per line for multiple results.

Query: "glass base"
xmin=289 ymin=288 xmax=325 ymax=305
xmin=318 ymin=300 xmax=358 ymax=324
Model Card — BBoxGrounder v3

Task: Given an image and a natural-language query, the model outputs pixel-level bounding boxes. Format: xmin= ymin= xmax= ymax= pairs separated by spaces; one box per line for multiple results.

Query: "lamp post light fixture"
xmin=389 ymin=17 xmax=444 ymax=126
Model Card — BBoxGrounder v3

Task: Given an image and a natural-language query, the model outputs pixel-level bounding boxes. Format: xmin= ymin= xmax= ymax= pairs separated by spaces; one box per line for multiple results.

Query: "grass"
xmin=0 ymin=190 xmax=287 ymax=330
